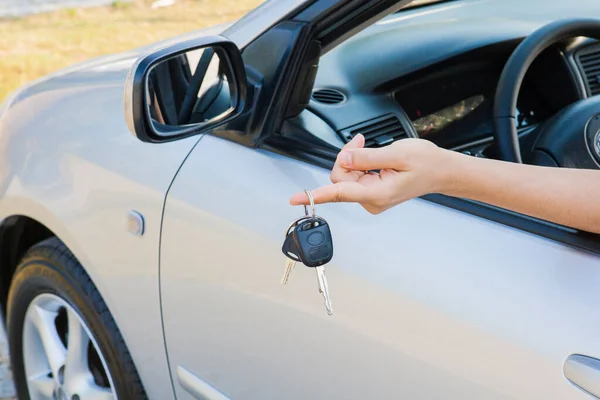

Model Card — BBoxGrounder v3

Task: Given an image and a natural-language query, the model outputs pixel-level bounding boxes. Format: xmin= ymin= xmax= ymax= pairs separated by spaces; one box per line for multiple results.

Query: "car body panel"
xmin=161 ymin=134 xmax=600 ymax=400
xmin=0 ymin=17 xmax=253 ymax=400
xmin=0 ymin=41 xmax=204 ymax=400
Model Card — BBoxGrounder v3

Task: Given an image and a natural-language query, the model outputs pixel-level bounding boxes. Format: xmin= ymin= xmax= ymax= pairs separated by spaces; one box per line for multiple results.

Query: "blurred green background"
xmin=0 ymin=0 xmax=263 ymax=103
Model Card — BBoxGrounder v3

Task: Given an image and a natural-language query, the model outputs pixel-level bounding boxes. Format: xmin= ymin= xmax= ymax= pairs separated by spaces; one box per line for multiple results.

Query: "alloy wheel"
xmin=21 ymin=293 xmax=117 ymax=400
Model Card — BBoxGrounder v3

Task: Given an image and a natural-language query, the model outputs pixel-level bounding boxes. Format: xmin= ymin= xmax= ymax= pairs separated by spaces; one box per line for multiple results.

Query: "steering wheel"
xmin=493 ymin=18 xmax=600 ymax=169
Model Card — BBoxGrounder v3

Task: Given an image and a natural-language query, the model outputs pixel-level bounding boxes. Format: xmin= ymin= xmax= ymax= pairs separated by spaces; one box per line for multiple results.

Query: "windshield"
xmin=225 ymin=0 xmax=460 ymax=49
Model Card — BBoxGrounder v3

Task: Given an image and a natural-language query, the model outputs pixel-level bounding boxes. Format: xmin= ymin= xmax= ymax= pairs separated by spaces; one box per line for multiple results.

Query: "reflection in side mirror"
xmin=147 ymin=47 xmax=233 ymax=131
xmin=125 ymin=37 xmax=247 ymax=143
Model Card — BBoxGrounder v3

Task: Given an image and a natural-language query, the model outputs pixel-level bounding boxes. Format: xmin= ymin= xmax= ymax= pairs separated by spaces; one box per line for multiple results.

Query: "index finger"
xmin=289 ymin=182 xmax=370 ymax=205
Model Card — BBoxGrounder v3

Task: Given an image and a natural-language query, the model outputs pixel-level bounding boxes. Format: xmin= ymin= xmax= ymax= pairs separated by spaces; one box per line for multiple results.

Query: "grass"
xmin=0 ymin=0 xmax=263 ymax=103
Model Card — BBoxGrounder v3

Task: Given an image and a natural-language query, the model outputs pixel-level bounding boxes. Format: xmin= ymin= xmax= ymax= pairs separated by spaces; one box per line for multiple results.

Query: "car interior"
xmin=279 ymin=3 xmax=600 ymax=172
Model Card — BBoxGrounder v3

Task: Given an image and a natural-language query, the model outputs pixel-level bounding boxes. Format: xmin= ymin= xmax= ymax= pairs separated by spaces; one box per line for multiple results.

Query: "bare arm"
xmin=445 ymin=153 xmax=600 ymax=234
xmin=290 ymin=134 xmax=600 ymax=234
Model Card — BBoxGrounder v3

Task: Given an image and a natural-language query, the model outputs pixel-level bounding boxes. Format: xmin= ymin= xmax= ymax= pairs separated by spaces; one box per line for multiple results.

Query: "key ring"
xmin=284 ymin=215 xmax=323 ymax=237
xmin=304 ymin=189 xmax=316 ymax=220
xmin=285 ymin=215 xmax=310 ymax=236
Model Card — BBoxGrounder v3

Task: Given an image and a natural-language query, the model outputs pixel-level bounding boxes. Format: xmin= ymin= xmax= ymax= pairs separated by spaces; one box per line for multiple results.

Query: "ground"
xmin=0 ymin=0 xmax=118 ymax=18
xmin=0 ymin=327 xmax=14 ymax=400
xmin=0 ymin=0 xmax=263 ymax=103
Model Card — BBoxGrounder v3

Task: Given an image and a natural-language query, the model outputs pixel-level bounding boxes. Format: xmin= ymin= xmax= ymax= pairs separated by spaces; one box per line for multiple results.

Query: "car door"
xmin=152 ymin=1 xmax=600 ymax=399
xmin=160 ymin=132 xmax=600 ymax=400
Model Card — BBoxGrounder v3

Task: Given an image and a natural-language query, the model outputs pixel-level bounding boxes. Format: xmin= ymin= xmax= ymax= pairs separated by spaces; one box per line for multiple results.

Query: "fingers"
xmin=335 ymin=134 xmax=365 ymax=168
xmin=330 ymin=165 xmax=364 ymax=183
xmin=337 ymin=145 xmax=403 ymax=171
xmin=330 ymin=135 xmax=366 ymax=183
xmin=311 ymin=182 xmax=369 ymax=204
xmin=289 ymin=182 xmax=370 ymax=205
xmin=344 ymin=133 xmax=365 ymax=150
xmin=289 ymin=190 xmax=309 ymax=205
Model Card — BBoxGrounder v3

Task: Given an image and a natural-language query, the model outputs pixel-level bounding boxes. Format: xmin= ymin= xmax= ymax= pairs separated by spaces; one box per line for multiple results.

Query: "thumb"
xmin=290 ymin=182 xmax=370 ymax=205
xmin=343 ymin=133 xmax=365 ymax=150
xmin=338 ymin=146 xmax=401 ymax=171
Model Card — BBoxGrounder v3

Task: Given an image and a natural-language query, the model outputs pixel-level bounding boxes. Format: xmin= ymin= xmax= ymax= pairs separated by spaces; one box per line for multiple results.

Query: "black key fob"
xmin=282 ymin=230 xmax=301 ymax=262
xmin=293 ymin=217 xmax=333 ymax=267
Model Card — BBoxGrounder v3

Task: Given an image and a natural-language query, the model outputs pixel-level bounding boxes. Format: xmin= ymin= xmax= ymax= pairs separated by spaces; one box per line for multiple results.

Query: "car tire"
xmin=7 ymin=237 xmax=147 ymax=400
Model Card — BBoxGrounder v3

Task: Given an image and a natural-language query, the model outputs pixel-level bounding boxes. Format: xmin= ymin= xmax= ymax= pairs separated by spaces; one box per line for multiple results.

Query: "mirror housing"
xmin=124 ymin=35 xmax=247 ymax=143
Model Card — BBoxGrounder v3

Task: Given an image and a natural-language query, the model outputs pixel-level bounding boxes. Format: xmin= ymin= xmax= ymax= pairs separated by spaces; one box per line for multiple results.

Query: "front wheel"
xmin=6 ymin=237 xmax=147 ymax=400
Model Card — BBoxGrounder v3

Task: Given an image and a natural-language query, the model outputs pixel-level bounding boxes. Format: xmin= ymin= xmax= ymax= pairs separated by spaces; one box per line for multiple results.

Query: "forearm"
xmin=442 ymin=151 xmax=600 ymax=234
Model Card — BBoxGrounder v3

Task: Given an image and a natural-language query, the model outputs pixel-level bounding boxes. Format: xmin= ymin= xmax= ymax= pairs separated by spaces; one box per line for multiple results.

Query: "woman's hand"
xmin=290 ymin=133 xmax=600 ymax=234
xmin=290 ymin=134 xmax=460 ymax=214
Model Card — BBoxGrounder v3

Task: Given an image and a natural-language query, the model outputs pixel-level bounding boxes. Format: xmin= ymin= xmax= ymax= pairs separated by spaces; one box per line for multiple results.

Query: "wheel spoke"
xmin=64 ymin=307 xmax=91 ymax=392
xmin=28 ymin=373 xmax=55 ymax=398
xmin=29 ymin=304 xmax=66 ymax=378
xmin=24 ymin=294 xmax=117 ymax=400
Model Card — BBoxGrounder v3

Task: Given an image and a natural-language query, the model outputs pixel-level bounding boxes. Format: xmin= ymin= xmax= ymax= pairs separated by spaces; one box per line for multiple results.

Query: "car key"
xmin=281 ymin=190 xmax=334 ymax=315
xmin=292 ymin=215 xmax=334 ymax=315
xmin=315 ymin=266 xmax=333 ymax=316
xmin=282 ymin=258 xmax=295 ymax=285
xmin=281 ymin=213 xmax=313 ymax=284
xmin=281 ymin=191 xmax=319 ymax=284
xmin=281 ymin=228 xmax=298 ymax=285
xmin=292 ymin=217 xmax=333 ymax=268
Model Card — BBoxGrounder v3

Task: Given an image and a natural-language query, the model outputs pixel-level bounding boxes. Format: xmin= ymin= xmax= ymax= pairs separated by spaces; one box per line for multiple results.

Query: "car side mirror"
xmin=124 ymin=36 xmax=247 ymax=143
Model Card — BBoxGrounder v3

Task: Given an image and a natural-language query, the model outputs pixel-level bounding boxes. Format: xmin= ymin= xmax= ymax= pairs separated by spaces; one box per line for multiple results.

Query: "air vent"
xmin=579 ymin=48 xmax=600 ymax=96
xmin=339 ymin=114 xmax=408 ymax=147
xmin=311 ymin=88 xmax=346 ymax=105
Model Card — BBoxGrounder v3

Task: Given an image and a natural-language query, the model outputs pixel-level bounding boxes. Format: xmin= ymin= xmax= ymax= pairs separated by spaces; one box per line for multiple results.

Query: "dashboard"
xmin=282 ymin=0 xmax=600 ymax=156
xmin=392 ymin=58 xmax=555 ymax=149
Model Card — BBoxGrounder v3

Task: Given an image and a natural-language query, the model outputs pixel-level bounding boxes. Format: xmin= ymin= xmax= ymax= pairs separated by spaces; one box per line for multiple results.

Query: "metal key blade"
xmin=281 ymin=258 xmax=296 ymax=285
xmin=315 ymin=266 xmax=333 ymax=315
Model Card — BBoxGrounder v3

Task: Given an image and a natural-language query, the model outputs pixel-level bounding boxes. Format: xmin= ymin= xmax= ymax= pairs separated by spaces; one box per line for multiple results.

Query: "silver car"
xmin=2 ymin=0 xmax=600 ymax=399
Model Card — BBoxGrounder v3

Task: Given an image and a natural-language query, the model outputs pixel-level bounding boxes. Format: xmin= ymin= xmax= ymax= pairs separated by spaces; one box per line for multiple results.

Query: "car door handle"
xmin=564 ymin=354 xmax=600 ymax=399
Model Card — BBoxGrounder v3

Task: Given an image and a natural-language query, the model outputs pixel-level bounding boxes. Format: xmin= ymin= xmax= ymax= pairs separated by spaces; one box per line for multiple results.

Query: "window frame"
xmin=215 ymin=0 xmax=600 ymax=255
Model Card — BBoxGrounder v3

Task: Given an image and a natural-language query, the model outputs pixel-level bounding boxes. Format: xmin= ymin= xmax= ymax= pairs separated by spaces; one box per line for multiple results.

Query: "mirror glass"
xmin=145 ymin=45 xmax=236 ymax=133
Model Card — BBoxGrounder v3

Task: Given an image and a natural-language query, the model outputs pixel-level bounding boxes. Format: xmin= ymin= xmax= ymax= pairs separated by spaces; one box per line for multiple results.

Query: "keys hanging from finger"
xmin=280 ymin=190 xmax=334 ymax=315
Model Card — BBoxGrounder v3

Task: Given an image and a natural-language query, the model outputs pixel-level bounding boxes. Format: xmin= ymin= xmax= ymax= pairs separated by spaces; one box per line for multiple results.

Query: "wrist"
xmin=434 ymin=148 xmax=475 ymax=197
